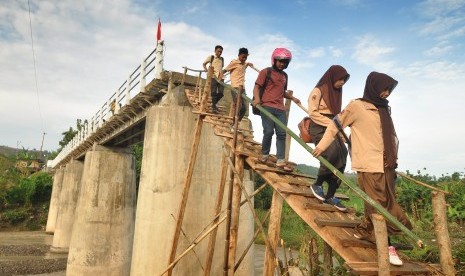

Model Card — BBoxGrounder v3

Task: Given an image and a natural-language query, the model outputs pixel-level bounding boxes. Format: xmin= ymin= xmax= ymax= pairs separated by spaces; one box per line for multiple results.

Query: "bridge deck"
xmin=184 ymin=87 xmax=441 ymax=275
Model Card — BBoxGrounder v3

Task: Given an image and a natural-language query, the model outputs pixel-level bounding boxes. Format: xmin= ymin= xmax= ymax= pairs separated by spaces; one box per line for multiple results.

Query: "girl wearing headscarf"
xmin=312 ymin=72 xmax=412 ymax=266
xmin=308 ymin=65 xmax=350 ymax=211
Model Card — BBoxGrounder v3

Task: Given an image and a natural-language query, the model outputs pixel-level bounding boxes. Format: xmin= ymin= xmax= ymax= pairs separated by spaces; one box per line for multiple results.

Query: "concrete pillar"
xmin=50 ymin=160 xmax=83 ymax=253
xmin=66 ymin=145 xmax=136 ymax=276
xmin=45 ymin=167 xmax=65 ymax=234
xmin=130 ymin=103 xmax=254 ymax=275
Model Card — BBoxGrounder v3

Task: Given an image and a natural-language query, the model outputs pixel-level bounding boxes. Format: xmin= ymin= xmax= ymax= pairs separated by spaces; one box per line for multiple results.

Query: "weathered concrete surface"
xmin=50 ymin=160 xmax=83 ymax=253
xmin=45 ymin=168 xmax=64 ymax=234
xmin=66 ymin=146 xmax=136 ymax=275
xmin=130 ymin=103 xmax=254 ymax=275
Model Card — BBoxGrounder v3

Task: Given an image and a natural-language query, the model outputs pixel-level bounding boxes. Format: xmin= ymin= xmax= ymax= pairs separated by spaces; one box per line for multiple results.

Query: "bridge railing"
xmin=48 ymin=42 xmax=165 ymax=168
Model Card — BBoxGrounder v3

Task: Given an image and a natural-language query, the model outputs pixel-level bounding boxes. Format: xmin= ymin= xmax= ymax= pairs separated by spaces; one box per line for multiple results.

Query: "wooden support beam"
xmin=204 ymin=150 xmax=230 ymax=276
xmin=371 ymin=213 xmax=390 ymax=276
xmin=305 ymin=202 xmax=354 ymax=213
xmin=341 ymin=239 xmax=413 ymax=250
xmin=308 ymin=238 xmax=320 ymax=276
xmin=234 ymin=210 xmax=271 ymax=272
xmin=432 ymin=191 xmax=456 ymax=276
xmin=226 ymin=134 xmax=245 ymax=275
xmin=344 ymin=261 xmax=433 ymax=275
xmin=264 ymin=190 xmax=284 ymax=275
xmin=323 ymin=242 xmax=333 ymax=276
xmin=167 ymin=67 xmax=213 ymax=276
xmin=314 ymin=218 xmax=362 ymax=228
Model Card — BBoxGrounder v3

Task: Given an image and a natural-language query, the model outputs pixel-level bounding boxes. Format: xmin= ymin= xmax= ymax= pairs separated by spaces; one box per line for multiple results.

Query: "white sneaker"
xmin=388 ymin=246 xmax=403 ymax=266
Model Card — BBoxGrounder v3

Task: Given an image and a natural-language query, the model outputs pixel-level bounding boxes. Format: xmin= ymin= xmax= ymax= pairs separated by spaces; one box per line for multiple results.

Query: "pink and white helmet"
xmin=271 ymin=48 xmax=292 ymax=68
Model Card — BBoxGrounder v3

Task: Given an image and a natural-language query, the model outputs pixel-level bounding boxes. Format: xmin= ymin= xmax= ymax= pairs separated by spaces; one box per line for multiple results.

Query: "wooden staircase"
xmin=184 ymin=86 xmax=443 ymax=276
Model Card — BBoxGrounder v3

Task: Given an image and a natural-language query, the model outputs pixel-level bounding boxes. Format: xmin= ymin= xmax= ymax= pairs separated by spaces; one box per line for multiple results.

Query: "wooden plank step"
xmin=344 ymin=261 xmax=432 ymax=275
xmin=341 ymin=239 xmax=414 ymax=250
xmin=314 ymin=217 xmax=362 ymax=228
xmin=276 ymin=186 xmax=350 ymax=200
xmin=305 ymin=202 xmax=355 ymax=213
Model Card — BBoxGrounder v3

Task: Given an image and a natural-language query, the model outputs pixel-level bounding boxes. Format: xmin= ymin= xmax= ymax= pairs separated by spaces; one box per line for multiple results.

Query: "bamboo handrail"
xmin=212 ymin=78 xmax=424 ymax=248
xmin=396 ymin=171 xmax=450 ymax=195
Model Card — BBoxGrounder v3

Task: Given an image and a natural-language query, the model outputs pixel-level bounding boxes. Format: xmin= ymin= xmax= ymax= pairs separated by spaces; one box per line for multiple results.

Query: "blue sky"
xmin=1 ymin=0 xmax=464 ymax=176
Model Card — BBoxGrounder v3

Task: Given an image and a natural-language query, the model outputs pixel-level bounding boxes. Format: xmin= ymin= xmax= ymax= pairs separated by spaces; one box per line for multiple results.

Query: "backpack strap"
xmin=259 ymin=68 xmax=288 ymax=100
xmin=211 ymin=55 xmax=224 ymax=67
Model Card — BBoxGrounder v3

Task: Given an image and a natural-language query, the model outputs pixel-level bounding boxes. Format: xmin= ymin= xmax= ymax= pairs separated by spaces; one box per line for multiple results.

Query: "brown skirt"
xmin=357 ymin=168 xmax=412 ymax=235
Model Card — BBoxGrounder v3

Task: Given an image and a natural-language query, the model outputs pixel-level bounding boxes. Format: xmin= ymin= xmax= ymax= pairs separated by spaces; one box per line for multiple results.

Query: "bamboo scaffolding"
xmin=284 ymin=90 xmax=293 ymax=161
xmin=204 ymin=148 xmax=230 ymax=276
xmin=166 ymin=67 xmax=213 ymax=275
xmin=432 ymin=191 xmax=456 ymax=276
xmin=223 ymin=86 xmax=243 ymax=275
xmin=234 ymin=210 xmax=271 ymax=272
xmin=222 ymin=147 xmax=277 ymax=265
xmin=264 ymin=190 xmax=284 ymax=275
xmin=372 ymin=214 xmax=390 ymax=276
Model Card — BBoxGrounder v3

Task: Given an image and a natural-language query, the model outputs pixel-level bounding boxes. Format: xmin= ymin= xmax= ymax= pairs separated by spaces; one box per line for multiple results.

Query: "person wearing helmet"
xmin=252 ymin=48 xmax=301 ymax=172
xmin=308 ymin=65 xmax=350 ymax=211
xmin=312 ymin=72 xmax=412 ymax=266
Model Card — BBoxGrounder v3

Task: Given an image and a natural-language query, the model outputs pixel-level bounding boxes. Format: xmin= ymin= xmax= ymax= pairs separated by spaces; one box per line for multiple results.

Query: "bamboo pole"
xmin=264 ymin=190 xmax=284 ymax=275
xmin=226 ymin=133 xmax=245 ymax=276
xmin=223 ymin=85 xmax=243 ymax=275
xmin=234 ymin=91 xmax=424 ymax=248
xmin=309 ymin=238 xmax=320 ymax=276
xmin=284 ymin=90 xmax=293 ymax=161
xmin=322 ymin=242 xmax=332 ymax=276
xmin=281 ymin=239 xmax=289 ymax=275
xmin=160 ymin=215 xmax=227 ymax=276
xmin=372 ymin=213 xmax=390 ymax=276
xmin=222 ymin=147 xmax=277 ymax=269
xmin=432 ymin=191 xmax=456 ymax=276
xmin=170 ymin=214 xmax=204 ymax=271
xmin=397 ymin=171 xmax=450 ymax=195
xmin=204 ymin=149 xmax=230 ymax=276
xmin=166 ymin=67 xmax=213 ymax=275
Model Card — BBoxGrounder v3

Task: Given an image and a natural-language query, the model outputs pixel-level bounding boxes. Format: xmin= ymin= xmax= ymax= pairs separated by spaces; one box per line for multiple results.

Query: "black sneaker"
xmin=310 ymin=184 xmax=325 ymax=201
xmin=324 ymin=197 xmax=347 ymax=211
xmin=212 ymin=106 xmax=219 ymax=114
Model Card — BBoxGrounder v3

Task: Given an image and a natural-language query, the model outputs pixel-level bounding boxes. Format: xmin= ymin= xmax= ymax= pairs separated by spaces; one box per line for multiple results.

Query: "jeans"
xmin=210 ymin=79 xmax=224 ymax=107
xmin=261 ymin=106 xmax=287 ymax=160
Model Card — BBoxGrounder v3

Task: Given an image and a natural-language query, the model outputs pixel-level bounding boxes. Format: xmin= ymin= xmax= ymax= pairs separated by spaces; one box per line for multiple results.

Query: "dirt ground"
xmin=0 ymin=231 xmax=67 ymax=276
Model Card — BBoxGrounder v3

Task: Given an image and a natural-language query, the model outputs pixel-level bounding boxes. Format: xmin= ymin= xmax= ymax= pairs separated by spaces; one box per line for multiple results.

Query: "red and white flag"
xmin=156 ymin=18 xmax=162 ymax=42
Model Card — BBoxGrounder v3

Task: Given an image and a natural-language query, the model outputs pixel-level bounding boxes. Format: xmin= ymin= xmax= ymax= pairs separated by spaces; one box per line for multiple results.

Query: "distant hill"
xmin=295 ymin=163 xmax=318 ymax=177
xmin=0 ymin=145 xmax=52 ymax=160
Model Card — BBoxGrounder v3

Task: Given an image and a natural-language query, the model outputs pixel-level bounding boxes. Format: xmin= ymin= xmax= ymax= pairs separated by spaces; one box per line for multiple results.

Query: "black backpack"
xmin=252 ymin=67 xmax=288 ymax=115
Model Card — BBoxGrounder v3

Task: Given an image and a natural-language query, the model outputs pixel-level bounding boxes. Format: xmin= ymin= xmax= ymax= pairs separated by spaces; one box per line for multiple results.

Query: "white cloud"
xmin=423 ymin=41 xmax=454 ymax=56
xmin=395 ymin=60 xmax=465 ymax=81
xmin=352 ymin=35 xmax=395 ymax=67
xmin=306 ymin=47 xmax=325 ymax=58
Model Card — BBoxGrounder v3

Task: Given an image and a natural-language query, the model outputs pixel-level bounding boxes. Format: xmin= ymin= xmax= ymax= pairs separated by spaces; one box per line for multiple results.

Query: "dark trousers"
xmin=261 ymin=106 xmax=287 ymax=160
xmin=230 ymin=87 xmax=246 ymax=122
xmin=211 ymin=79 xmax=224 ymax=107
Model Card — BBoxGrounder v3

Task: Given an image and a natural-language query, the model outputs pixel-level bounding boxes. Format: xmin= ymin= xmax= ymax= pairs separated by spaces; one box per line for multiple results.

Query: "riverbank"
xmin=0 ymin=231 xmax=300 ymax=276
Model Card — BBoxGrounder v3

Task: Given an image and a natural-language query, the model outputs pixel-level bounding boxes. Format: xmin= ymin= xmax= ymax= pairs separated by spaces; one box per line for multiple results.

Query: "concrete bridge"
xmin=45 ymin=41 xmax=453 ymax=275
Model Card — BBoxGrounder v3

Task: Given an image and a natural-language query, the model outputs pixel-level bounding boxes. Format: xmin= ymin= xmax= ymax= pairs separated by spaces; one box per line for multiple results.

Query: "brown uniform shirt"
xmin=307 ymin=87 xmax=333 ymax=127
xmin=204 ymin=55 xmax=224 ymax=79
xmin=318 ymin=99 xmax=386 ymax=173
xmin=224 ymin=59 xmax=247 ymax=88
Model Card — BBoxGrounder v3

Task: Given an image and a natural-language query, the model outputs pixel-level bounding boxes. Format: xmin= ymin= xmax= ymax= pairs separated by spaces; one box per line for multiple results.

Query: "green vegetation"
xmin=0 ymin=153 xmax=52 ymax=230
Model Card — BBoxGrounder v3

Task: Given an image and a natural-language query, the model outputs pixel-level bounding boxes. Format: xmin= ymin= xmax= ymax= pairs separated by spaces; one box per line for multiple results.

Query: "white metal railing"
xmin=47 ymin=41 xmax=166 ymax=168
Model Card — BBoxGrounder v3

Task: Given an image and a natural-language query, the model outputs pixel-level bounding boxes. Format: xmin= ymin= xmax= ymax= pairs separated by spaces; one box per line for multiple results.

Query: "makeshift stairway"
xmin=181 ymin=85 xmax=443 ymax=276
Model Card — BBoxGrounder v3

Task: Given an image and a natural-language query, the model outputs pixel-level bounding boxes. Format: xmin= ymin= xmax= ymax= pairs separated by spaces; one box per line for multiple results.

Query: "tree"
xmin=57 ymin=119 xmax=87 ymax=151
